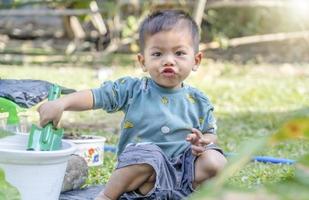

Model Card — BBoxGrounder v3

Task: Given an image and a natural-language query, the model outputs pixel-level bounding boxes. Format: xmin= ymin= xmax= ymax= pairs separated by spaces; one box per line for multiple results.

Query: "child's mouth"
xmin=161 ymin=68 xmax=176 ymax=77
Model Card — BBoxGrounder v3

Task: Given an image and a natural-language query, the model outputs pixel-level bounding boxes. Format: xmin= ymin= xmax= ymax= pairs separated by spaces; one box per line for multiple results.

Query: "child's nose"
xmin=162 ymin=54 xmax=175 ymax=66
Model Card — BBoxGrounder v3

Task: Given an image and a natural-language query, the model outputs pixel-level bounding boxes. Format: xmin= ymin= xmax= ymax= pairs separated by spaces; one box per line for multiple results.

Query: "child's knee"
xmin=117 ymin=163 xmax=156 ymax=180
xmin=197 ymin=150 xmax=227 ymax=177
xmin=134 ymin=163 xmax=155 ymax=175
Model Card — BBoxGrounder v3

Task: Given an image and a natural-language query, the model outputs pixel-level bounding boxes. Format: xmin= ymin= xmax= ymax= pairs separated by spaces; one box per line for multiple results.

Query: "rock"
xmin=61 ymin=155 xmax=88 ymax=192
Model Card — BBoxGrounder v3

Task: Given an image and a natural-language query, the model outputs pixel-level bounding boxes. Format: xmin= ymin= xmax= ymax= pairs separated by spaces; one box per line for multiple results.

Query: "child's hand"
xmin=186 ymin=128 xmax=216 ymax=156
xmin=38 ymin=99 xmax=64 ymax=127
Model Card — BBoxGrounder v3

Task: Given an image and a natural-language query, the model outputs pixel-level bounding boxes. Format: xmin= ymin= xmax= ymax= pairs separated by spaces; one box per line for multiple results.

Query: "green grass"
xmin=1 ymin=56 xmax=309 ymax=190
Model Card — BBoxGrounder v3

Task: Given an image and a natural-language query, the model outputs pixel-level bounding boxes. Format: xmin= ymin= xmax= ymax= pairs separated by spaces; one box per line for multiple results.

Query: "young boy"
xmin=38 ymin=10 xmax=227 ymax=200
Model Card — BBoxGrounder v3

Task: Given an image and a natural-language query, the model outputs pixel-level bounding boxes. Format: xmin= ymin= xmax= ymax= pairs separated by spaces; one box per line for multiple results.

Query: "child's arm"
xmin=38 ymin=90 xmax=94 ymax=127
xmin=186 ymin=128 xmax=217 ymax=156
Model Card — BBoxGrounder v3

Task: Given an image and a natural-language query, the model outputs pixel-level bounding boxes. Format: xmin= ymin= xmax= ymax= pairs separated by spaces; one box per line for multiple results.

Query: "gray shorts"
xmin=117 ymin=143 xmax=223 ymax=200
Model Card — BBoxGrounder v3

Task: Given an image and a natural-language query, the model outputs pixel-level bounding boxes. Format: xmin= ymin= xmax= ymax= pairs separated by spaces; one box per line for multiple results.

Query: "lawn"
xmin=1 ymin=54 xmax=309 ymax=192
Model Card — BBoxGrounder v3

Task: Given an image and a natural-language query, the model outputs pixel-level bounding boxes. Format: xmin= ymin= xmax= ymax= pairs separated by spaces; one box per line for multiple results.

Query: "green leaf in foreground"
xmin=0 ymin=130 xmax=21 ymax=199
xmin=190 ymin=137 xmax=268 ymax=199
xmin=0 ymin=168 xmax=21 ymax=200
xmin=190 ymin=118 xmax=309 ymax=200
xmin=271 ymin=118 xmax=309 ymax=143
xmin=267 ymin=158 xmax=309 ymax=200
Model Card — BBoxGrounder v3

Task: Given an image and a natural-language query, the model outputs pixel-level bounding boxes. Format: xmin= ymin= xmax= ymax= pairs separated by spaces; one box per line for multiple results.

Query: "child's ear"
xmin=193 ymin=52 xmax=203 ymax=71
xmin=137 ymin=53 xmax=147 ymax=72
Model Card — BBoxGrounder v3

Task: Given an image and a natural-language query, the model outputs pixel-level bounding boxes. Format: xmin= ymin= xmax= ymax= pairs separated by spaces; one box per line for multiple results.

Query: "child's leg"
xmin=193 ymin=149 xmax=227 ymax=188
xmin=96 ymin=163 xmax=156 ymax=200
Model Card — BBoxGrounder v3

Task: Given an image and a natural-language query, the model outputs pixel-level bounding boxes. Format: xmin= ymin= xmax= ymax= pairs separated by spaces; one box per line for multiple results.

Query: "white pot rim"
xmin=0 ymin=135 xmax=77 ymax=164
xmin=0 ymin=141 xmax=76 ymax=157
xmin=64 ymin=135 xmax=106 ymax=144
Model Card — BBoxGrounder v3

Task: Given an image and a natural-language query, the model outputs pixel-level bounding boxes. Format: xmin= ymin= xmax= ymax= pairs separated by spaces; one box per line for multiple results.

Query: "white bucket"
xmin=64 ymin=135 xmax=106 ymax=167
xmin=0 ymin=135 xmax=76 ymax=200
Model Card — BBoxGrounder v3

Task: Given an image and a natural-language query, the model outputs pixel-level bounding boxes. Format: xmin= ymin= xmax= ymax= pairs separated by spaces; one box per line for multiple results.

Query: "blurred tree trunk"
xmin=207 ymin=0 xmax=288 ymax=9
xmin=193 ymin=0 xmax=207 ymax=29
xmin=200 ymin=30 xmax=309 ymax=50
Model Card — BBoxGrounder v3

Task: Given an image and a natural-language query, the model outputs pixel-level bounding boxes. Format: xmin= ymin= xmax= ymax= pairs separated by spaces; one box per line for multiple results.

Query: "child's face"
xmin=138 ymin=27 xmax=202 ymax=89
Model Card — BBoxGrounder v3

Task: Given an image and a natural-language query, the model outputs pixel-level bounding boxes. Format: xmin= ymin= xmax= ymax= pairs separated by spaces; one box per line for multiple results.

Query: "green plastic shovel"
xmin=27 ymin=84 xmax=64 ymax=151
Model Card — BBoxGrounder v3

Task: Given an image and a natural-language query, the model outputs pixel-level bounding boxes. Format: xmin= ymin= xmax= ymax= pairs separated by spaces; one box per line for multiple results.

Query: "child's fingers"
xmin=191 ymin=145 xmax=204 ymax=155
xmin=40 ymin=118 xmax=48 ymax=127
xmin=189 ymin=128 xmax=204 ymax=146
xmin=53 ymin=119 xmax=60 ymax=128
xmin=38 ymin=107 xmax=48 ymax=127
xmin=40 ymin=117 xmax=59 ymax=128
xmin=199 ymin=138 xmax=212 ymax=146
xmin=191 ymin=147 xmax=200 ymax=156
xmin=186 ymin=134 xmax=193 ymax=141
xmin=37 ymin=101 xmax=63 ymax=128
xmin=186 ymin=133 xmax=198 ymax=144
xmin=191 ymin=150 xmax=199 ymax=156
xmin=191 ymin=128 xmax=203 ymax=139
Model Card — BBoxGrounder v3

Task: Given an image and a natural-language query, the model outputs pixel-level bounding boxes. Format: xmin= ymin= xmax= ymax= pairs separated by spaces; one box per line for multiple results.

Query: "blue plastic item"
xmin=224 ymin=152 xmax=295 ymax=165
xmin=103 ymin=145 xmax=295 ymax=165
xmin=104 ymin=144 xmax=117 ymax=153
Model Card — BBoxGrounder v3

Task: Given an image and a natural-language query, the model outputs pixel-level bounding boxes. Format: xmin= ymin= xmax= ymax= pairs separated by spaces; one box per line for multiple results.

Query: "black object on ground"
xmin=0 ymin=79 xmax=76 ymax=108
xmin=59 ymin=185 xmax=105 ymax=200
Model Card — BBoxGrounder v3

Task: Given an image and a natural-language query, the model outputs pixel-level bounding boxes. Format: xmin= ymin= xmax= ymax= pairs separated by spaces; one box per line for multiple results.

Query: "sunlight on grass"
xmin=291 ymin=0 xmax=309 ymax=18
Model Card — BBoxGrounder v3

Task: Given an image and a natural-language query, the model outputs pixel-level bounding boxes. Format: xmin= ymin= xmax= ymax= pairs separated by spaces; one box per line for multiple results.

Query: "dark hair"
xmin=139 ymin=10 xmax=200 ymax=53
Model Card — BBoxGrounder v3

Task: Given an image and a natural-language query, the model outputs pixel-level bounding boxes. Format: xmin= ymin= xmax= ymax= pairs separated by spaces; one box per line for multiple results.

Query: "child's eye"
xmin=175 ymin=51 xmax=186 ymax=56
xmin=151 ymin=52 xmax=162 ymax=57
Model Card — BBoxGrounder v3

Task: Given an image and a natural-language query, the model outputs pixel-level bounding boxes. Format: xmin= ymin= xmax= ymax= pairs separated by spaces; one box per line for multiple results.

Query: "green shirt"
xmin=92 ymin=77 xmax=216 ymax=158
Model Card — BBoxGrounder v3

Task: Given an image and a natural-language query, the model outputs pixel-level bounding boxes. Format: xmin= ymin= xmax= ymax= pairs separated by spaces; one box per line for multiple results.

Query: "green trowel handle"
xmin=41 ymin=122 xmax=53 ymax=143
xmin=42 ymin=84 xmax=61 ymax=143
xmin=48 ymin=84 xmax=61 ymax=101
xmin=27 ymin=84 xmax=64 ymax=151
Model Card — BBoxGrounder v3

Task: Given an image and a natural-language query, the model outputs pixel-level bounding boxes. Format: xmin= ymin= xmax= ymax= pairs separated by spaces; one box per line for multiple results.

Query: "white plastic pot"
xmin=64 ymin=135 xmax=106 ymax=167
xmin=0 ymin=135 xmax=76 ymax=200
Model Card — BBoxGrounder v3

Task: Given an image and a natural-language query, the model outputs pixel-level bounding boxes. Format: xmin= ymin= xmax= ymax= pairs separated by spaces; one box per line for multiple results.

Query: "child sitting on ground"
xmin=38 ymin=9 xmax=227 ymax=200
